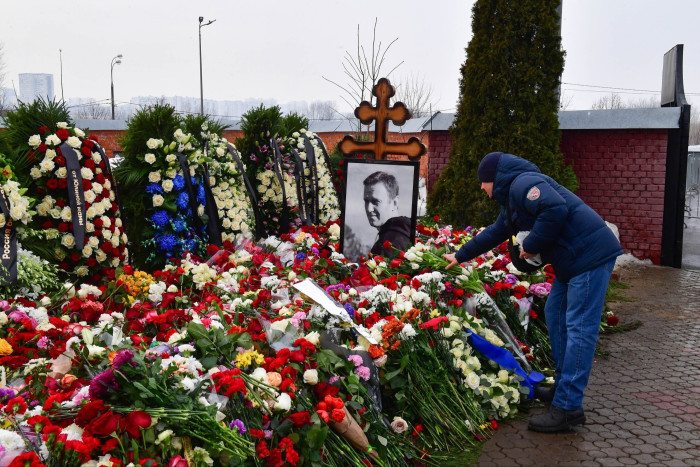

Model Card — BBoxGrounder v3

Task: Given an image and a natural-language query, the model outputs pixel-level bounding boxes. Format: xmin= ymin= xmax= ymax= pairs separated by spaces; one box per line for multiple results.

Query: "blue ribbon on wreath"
xmin=466 ymin=330 xmax=544 ymax=398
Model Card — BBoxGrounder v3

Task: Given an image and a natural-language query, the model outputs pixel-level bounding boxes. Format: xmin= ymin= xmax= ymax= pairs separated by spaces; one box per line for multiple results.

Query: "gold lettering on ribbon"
xmin=2 ymin=219 xmax=12 ymax=260
xmin=71 ymin=170 xmax=84 ymax=226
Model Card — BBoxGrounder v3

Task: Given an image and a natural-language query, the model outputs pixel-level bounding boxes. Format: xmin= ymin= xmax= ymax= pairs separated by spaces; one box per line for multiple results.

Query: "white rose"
xmin=162 ymin=180 xmax=174 ymax=192
xmin=144 ymin=153 xmax=156 ymax=164
xmin=45 ymin=134 xmax=61 ymax=146
xmin=96 ymin=250 xmax=107 ymax=263
xmin=152 ymin=195 xmax=164 ymax=207
xmin=80 ymin=167 xmax=94 ymax=180
xmin=28 ymin=134 xmax=42 ymax=148
xmin=74 ymin=127 xmax=85 ymax=138
xmin=57 ymin=122 xmax=68 ymax=129
xmin=390 ymin=417 xmax=408 ymax=433
xmin=274 ymin=393 xmax=291 ymax=412
xmin=60 ymin=207 xmax=72 ymax=222
xmin=67 ymin=136 xmax=81 ymax=148
xmin=148 ymin=172 xmax=161 ymax=183
xmin=61 ymin=234 xmax=76 ymax=248
xmin=30 ymin=167 xmax=42 ymax=179
xmin=166 ymin=154 xmax=176 ymax=163
xmin=303 ymin=369 xmax=319 ymax=385
xmin=82 ymin=245 xmax=93 ymax=257
xmin=465 ymin=371 xmax=480 ymax=390
xmin=146 ymin=138 xmax=160 ymax=149
xmin=40 ymin=159 xmax=55 ymax=173
xmin=76 ymin=266 xmax=90 ymax=277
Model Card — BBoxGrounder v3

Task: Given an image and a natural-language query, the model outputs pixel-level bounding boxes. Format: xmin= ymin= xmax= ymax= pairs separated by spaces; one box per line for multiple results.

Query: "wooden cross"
xmin=339 ymin=78 xmax=426 ymax=160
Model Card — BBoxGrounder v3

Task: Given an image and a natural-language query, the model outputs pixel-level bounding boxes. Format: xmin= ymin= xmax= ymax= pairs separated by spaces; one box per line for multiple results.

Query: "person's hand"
xmin=519 ymin=249 xmax=536 ymax=259
xmin=443 ymin=253 xmax=459 ymax=270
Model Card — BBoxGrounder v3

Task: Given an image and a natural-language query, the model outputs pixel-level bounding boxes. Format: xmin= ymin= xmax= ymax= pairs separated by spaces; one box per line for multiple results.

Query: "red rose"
xmin=82 ymin=138 xmax=95 ymax=149
xmin=55 ymin=199 xmax=66 ymax=208
xmin=82 ymin=179 xmax=92 ymax=191
xmin=87 ymin=257 xmax=97 ymax=267
xmin=58 ymin=179 xmax=68 ymax=189
xmin=606 ymin=315 xmax=619 ymax=326
xmin=88 ymin=135 xmax=99 ymax=143
xmin=58 ymin=223 xmax=69 ymax=232
xmin=55 ymin=155 xmax=66 ymax=166
xmin=93 ymin=218 xmax=104 ymax=228
xmin=38 ymin=142 xmax=48 ymax=153
xmin=39 ymin=126 xmax=50 ymax=136
xmin=56 ymin=129 xmax=70 ymax=141
xmin=124 ymin=410 xmax=152 ymax=438
xmin=42 ymin=220 xmax=54 ymax=229
xmin=383 ymin=240 xmax=392 ymax=250
xmin=100 ymin=242 xmax=113 ymax=254
xmin=70 ymin=253 xmax=80 ymax=262
xmin=88 ymin=410 xmax=119 ymax=437
xmin=76 ymin=400 xmax=109 ymax=427
xmin=46 ymin=179 xmax=59 ymax=190
xmin=81 ymin=146 xmax=92 ymax=157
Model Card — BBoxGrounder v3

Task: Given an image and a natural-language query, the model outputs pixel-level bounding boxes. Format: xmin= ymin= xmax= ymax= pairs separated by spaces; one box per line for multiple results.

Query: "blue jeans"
xmin=545 ymin=259 xmax=616 ymax=410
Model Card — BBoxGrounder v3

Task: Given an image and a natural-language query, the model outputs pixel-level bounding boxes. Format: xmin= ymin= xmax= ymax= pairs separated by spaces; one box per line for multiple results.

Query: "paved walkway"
xmin=476 ymin=264 xmax=700 ymax=466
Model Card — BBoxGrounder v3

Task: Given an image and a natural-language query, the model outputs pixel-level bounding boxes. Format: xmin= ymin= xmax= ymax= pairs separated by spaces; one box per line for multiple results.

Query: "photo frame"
xmin=340 ymin=159 xmax=419 ymax=263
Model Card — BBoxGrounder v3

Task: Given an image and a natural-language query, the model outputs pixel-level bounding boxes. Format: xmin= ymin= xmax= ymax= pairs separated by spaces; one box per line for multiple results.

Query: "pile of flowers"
xmin=24 ymin=123 xmax=128 ymax=282
xmin=0 ymin=213 xmax=570 ymax=466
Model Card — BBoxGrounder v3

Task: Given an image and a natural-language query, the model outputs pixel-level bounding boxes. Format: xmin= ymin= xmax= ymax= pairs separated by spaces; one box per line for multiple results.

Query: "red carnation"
xmin=56 ymin=129 xmax=70 ymax=141
xmin=38 ymin=126 xmax=50 ymax=135
xmin=81 ymin=146 xmax=92 ymax=157
xmin=46 ymin=179 xmax=59 ymax=190
xmin=8 ymin=452 xmax=44 ymax=467
xmin=606 ymin=315 xmax=619 ymax=326
xmin=38 ymin=142 xmax=48 ymax=153
xmin=57 ymin=223 xmax=69 ymax=232
xmin=82 ymin=179 xmax=92 ymax=190
xmin=100 ymin=243 xmax=113 ymax=254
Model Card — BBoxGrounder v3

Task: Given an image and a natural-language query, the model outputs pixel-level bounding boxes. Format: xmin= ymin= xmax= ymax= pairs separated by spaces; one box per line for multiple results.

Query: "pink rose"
xmin=168 ymin=456 xmax=189 ymax=467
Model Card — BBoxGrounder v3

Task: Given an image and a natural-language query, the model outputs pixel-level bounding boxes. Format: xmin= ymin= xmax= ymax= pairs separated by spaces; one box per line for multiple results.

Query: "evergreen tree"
xmin=428 ymin=0 xmax=577 ymax=228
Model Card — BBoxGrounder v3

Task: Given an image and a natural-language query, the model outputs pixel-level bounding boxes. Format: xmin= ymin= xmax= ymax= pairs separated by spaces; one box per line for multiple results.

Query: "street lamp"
xmin=199 ymin=16 xmax=216 ymax=115
xmin=110 ymin=54 xmax=123 ymax=120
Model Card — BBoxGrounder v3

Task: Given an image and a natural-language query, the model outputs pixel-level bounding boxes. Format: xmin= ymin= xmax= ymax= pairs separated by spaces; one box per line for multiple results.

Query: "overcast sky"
xmin=1 ymin=0 xmax=699 ymax=117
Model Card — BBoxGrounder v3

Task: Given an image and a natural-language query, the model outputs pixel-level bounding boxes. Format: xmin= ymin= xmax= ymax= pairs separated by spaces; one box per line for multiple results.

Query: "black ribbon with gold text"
xmin=60 ymin=142 xmax=86 ymax=249
xmin=291 ymin=149 xmax=310 ymax=226
xmin=226 ymin=144 xmax=265 ymax=239
xmin=270 ymin=139 xmax=290 ymax=233
xmin=200 ymin=141 xmax=223 ymax=246
xmin=303 ymin=134 xmax=320 ymax=224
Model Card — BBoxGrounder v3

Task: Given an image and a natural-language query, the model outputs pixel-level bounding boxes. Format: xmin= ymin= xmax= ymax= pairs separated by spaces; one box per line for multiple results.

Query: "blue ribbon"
xmin=467 ymin=330 xmax=544 ymax=398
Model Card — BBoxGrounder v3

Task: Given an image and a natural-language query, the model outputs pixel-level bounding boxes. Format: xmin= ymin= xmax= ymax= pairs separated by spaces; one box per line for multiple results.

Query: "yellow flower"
xmin=0 ymin=338 xmax=13 ymax=356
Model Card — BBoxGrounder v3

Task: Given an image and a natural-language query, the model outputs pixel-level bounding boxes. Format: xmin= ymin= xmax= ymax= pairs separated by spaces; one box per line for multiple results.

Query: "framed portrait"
xmin=340 ymin=159 xmax=419 ymax=263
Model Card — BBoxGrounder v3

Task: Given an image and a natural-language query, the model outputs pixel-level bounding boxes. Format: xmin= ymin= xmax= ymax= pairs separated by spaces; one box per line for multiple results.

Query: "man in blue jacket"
xmin=444 ymin=152 xmax=623 ymax=432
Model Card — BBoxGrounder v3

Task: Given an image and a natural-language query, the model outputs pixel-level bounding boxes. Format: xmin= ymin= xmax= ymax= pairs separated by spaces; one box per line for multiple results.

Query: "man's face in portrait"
xmin=364 ymin=182 xmax=399 ymax=228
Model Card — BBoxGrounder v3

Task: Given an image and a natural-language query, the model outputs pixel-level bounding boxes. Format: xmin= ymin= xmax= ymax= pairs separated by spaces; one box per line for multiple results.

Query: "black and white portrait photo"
xmin=340 ymin=159 xmax=419 ymax=263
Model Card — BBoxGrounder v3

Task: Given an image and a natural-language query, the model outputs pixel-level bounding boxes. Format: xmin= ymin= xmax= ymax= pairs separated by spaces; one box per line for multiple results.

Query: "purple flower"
xmin=504 ymin=274 xmax=518 ymax=285
xmin=0 ymin=388 xmax=16 ymax=402
xmin=89 ymin=369 xmax=118 ymax=399
xmin=229 ymin=419 xmax=246 ymax=434
xmin=529 ymin=282 xmax=552 ymax=298
xmin=311 ymin=247 xmax=319 ymax=255
xmin=113 ymin=349 xmax=138 ymax=369
xmin=343 ymin=303 xmax=356 ymax=318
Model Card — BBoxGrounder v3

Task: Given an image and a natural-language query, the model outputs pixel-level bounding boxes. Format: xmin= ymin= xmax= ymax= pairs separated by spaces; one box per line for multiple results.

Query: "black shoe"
xmin=533 ymin=384 xmax=555 ymax=403
xmin=528 ymin=405 xmax=586 ymax=432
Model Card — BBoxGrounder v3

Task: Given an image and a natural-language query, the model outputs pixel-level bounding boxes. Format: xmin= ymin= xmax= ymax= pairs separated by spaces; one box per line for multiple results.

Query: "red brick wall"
xmin=427 ymin=130 xmax=453 ymax=192
xmin=87 ymin=130 xmax=124 ymax=159
xmin=561 ymin=129 xmax=668 ymax=264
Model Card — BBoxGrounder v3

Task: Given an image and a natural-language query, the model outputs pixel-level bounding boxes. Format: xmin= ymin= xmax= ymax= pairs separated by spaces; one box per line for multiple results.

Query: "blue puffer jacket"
xmin=454 ymin=153 xmax=622 ymax=282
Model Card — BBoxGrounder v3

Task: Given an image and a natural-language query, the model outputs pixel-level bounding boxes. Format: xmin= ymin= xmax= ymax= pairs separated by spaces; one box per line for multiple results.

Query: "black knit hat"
xmin=478 ymin=152 xmax=502 ymax=182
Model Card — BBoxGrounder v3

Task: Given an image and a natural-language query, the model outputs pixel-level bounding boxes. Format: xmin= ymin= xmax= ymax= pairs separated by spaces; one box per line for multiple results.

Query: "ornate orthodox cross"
xmin=339 ymin=78 xmax=426 ymax=160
